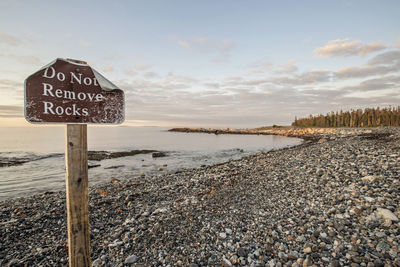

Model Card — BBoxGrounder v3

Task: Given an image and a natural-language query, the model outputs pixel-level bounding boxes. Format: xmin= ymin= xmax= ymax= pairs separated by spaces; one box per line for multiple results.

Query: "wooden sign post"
xmin=24 ymin=58 xmax=125 ymax=266
xmin=65 ymin=124 xmax=90 ymax=266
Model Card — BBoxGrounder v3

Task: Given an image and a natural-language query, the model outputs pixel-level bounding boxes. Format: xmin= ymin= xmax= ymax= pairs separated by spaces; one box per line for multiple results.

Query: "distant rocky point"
xmin=168 ymin=126 xmax=377 ymax=142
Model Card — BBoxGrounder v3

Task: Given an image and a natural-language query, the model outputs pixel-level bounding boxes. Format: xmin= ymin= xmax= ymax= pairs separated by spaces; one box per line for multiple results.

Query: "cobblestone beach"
xmin=1 ymin=127 xmax=399 ymax=266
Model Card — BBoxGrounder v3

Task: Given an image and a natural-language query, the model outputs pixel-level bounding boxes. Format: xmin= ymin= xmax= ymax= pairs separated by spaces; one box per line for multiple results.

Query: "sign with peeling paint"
xmin=24 ymin=58 xmax=124 ymax=124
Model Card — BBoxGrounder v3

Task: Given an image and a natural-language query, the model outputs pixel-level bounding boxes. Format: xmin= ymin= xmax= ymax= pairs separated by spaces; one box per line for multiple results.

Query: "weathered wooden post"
xmin=24 ymin=58 xmax=125 ymax=266
xmin=65 ymin=124 xmax=90 ymax=266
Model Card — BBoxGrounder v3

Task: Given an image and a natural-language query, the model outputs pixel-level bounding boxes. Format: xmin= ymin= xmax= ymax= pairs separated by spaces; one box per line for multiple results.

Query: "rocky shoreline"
xmin=0 ymin=150 xmax=166 ymax=169
xmin=168 ymin=127 xmax=371 ymax=142
xmin=1 ymin=127 xmax=399 ymax=266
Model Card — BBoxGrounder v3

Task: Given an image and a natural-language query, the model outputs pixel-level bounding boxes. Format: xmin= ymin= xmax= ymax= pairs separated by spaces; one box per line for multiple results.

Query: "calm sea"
xmin=0 ymin=126 xmax=302 ymax=201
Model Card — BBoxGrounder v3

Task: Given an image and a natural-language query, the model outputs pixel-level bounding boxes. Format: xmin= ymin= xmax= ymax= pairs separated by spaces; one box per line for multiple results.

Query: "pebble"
xmin=124 ymin=254 xmax=137 ymax=264
xmin=237 ymin=247 xmax=247 ymax=257
xmin=361 ymin=175 xmax=377 ymax=183
xmin=219 ymin=232 xmax=227 ymax=239
xmin=92 ymin=258 xmax=102 ymax=266
xmin=222 ymin=257 xmax=232 ymax=267
xmin=375 ymin=208 xmax=399 ymax=222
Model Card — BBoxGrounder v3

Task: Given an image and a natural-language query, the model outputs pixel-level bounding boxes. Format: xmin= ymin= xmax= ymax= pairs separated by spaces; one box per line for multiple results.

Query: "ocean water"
xmin=0 ymin=126 xmax=302 ymax=201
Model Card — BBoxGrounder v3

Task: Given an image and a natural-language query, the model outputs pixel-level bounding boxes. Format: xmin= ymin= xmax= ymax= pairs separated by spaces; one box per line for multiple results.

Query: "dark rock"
xmin=88 ymin=150 xmax=157 ymax=161
xmin=152 ymin=152 xmax=167 ymax=158
xmin=88 ymin=164 xmax=101 ymax=169
xmin=237 ymin=247 xmax=247 ymax=257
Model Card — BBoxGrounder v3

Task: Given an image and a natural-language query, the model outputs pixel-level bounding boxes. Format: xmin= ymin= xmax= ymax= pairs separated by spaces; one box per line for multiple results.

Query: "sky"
xmin=0 ymin=0 xmax=399 ymax=127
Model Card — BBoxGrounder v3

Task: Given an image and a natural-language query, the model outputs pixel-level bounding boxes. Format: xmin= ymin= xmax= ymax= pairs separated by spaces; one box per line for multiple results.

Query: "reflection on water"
xmin=0 ymin=127 xmax=302 ymax=200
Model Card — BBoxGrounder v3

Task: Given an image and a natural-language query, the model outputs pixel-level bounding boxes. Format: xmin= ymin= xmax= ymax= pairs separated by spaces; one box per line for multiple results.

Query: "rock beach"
xmin=0 ymin=127 xmax=399 ymax=266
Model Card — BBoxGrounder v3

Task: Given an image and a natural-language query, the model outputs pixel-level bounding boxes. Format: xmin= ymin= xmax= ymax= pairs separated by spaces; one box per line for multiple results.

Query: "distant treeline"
xmin=292 ymin=106 xmax=400 ymax=127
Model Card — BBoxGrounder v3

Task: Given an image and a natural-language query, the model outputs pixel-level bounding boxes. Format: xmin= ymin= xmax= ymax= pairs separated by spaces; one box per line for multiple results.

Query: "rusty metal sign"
xmin=24 ymin=58 xmax=125 ymax=124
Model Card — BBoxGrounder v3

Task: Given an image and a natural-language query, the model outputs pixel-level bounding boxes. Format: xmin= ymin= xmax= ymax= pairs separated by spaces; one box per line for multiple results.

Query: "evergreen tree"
xmin=291 ymin=106 xmax=400 ymax=127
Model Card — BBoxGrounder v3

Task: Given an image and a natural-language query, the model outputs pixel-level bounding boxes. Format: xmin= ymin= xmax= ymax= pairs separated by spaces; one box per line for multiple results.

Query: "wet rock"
xmin=104 ymin=165 xmax=125 ymax=169
xmin=152 ymin=152 xmax=167 ymax=158
xmin=88 ymin=163 xmax=101 ymax=169
xmin=89 ymin=150 xmax=156 ymax=161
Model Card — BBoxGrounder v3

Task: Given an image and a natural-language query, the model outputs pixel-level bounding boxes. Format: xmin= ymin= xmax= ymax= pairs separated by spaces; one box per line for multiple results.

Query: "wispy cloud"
xmin=124 ymin=70 xmax=137 ymax=76
xmin=0 ymin=105 xmax=23 ymax=118
xmin=249 ymin=59 xmax=273 ymax=72
xmin=314 ymin=38 xmax=387 ymax=57
xmin=341 ymin=75 xmax=400 ymax=92
xmin=134 ymin=64 xmax=152 ymax=71
xmin=103 ymin=66 xmax=114 ymax=72
xmin=178 ymin=37 xmax=234 ymax=63
xmin=367 ymin=50 xmax=400 ymax=65
xmin=274 ymin=58 xmax=298 ymax=74
xmin=0 ymin=79 xmax=23 ymax=90
xmin=335 ymin=50 xmax=400 ymax=78
xmin=0 ymin=32 xmax=24 ymax=46
xmin=0 ymin=53 xmax=43 ymax=65
xmin=13 ymin=55 xmax=42 ymax=65
xmin=143 ymin=72 xmax=159 ymax=79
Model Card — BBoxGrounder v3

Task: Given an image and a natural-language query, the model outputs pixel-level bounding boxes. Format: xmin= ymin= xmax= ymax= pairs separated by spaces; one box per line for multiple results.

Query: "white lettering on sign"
xmin=43 ymin=101 xmax=89 ymax=117
xmin=41 ymin=67 xmax=103 ymax=118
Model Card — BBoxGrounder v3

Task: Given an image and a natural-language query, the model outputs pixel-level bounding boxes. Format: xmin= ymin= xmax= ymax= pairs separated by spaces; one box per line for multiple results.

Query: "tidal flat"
xmin=1 ymin=127 xmax=399 ymax=266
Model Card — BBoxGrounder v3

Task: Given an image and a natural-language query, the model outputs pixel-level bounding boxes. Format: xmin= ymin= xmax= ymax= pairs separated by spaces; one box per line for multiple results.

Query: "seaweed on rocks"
xmin=88 ymin=150 xmax=157 ymax=161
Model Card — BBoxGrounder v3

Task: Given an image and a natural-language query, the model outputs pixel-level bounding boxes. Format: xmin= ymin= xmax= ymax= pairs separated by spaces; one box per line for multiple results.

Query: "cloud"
xmin=203 ymin=82 xmax=220 ymax=89
xmin=367 ymin=50 xmax=400 ymax=65
xmin=143 ymin=72 xmax=159 ymax=79
xmin=103 ymin=66 xmax=114 ymax=72
xmin=267 ymin=70 xmax=332 ymax=86
xmin=114 ymin=49 xmax=400 ymax=127
xmin=0 ymin=79 xmax=23 ymax=90
xmin=0 ymin=105 xmax=23 ymax=118
xmin=178 ymin=36 xmax=234 ymax=63
xmin=335 ymin=50 xmax=400 ymax=78
xmin=0 ymin=32 xmax=24 ymax=46
xmin=314 ymin=38 xmax=387 ymax=57
xmin=224 ymin=76 xmax=243 ymax=82
xmin=0 ymin=54 xmax=43 ymax=65
xmin=124 ymin=70 xmax=137 ymax=76
xmin=118 ymin=69 xmax=399 ymax=127
xmin=335 ymin=65 xmax=387 ymax=79
xmin=134 ymin=64 xmax=151 ymax=71
xmin=249 ymin=60 xmax=273 ymax=72
xmin=165 ymin=73 xmax=197 ymax=84
xmin=341 ymin=75 xmax=400 ymax=92
xmin=13 ymin=55 xmax=42 ymax=65
xmin=275 ymin=59 xmax=298 ymax=74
